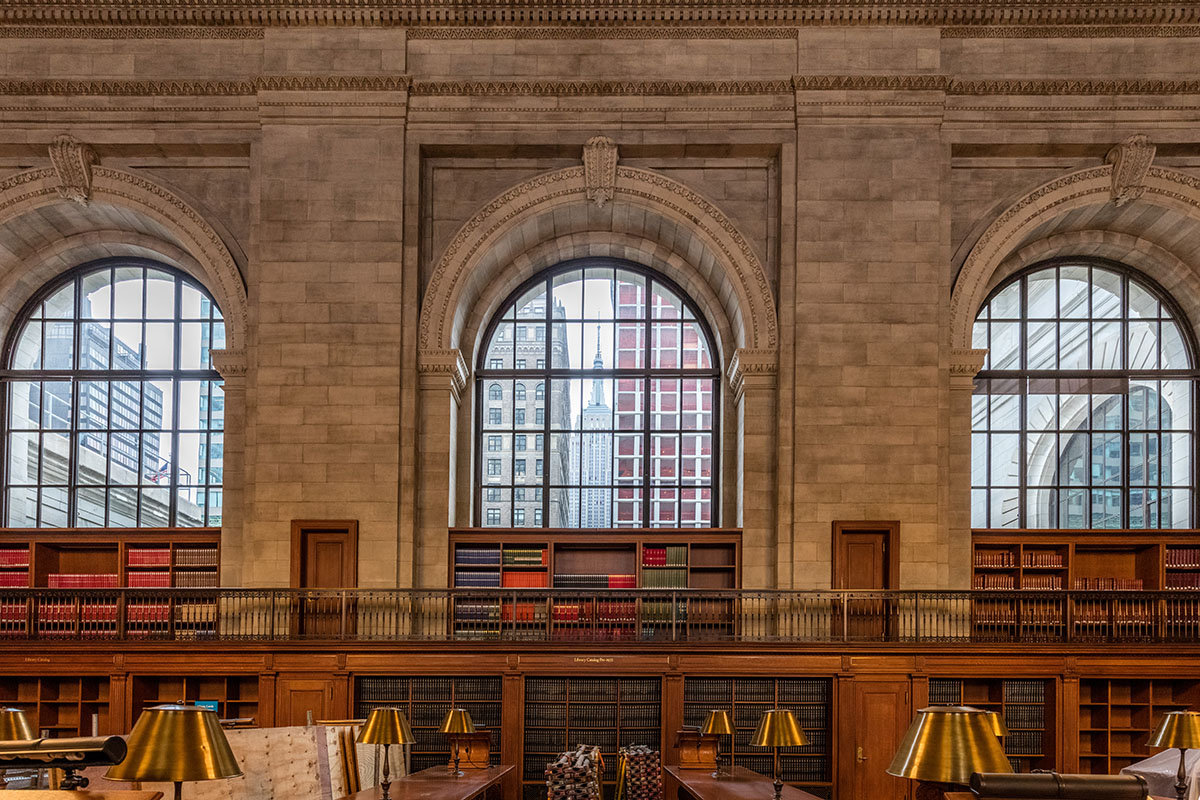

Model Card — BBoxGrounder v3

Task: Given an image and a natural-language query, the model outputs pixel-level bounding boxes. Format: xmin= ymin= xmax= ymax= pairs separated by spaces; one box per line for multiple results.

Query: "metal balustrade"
xmin=0 ymin=588 xmax=1198 ymax=643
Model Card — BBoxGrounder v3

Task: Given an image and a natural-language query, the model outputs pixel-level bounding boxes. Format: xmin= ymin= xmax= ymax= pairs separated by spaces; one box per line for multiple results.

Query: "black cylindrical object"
xmin=970 ymin=772 xmax=1149 ymax=799
xmin=0 ymin=735 xmax=127 ymax=769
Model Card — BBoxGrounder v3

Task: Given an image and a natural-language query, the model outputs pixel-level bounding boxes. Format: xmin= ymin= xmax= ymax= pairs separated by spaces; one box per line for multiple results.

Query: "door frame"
xmin=831 ymin=520 xmax=900 ymax=589
xmin=290 ymin=519 xmax=359 ymax=588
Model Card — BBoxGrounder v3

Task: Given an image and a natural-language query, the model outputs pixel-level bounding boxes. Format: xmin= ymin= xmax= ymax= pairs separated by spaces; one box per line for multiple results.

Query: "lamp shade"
xmin=964 ymin=707 xmax=1009 ymax=738
xmin=357 ymin=708 xmax=416 ymax=745
xmin=1148 ymin=711 xmax=1200 ymax=750
xmin=438 ymin=708 xmax=476 ymax=735
xmin=106 ymin=703 xmax=241 ymax=784
xmin=750 ymin=709 xmax=808 ymax=748
xmin=0 ymin=707 xmax=35 ymax=741
xmin=886 ymin=706 xmax=1013 ymax=784
xmin=701 ymin=710 xmax=735 ymax=736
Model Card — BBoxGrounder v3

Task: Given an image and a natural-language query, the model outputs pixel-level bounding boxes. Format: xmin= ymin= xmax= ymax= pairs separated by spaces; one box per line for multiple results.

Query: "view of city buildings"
xmin=3 ymin=266 xmax=225 ymax=527
xmin=478 ymin=264 xmax=717 ymax=528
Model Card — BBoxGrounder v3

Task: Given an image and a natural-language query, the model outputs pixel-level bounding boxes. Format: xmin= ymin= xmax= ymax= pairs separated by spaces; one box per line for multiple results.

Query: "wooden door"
xmin=275 ymin=675 xmax=342 ymax=727
xmin=290 ymin=520 xmax=358 ymax=637
xmin=832 ymin=521 xmax=899 ymax=639
xmin=839 ymin=677 xmax=912 ymax=800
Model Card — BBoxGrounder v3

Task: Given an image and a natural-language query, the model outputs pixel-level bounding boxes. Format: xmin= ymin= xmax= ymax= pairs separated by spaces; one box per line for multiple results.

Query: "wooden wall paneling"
xmin=275 ymin=674 xmax=343 ymax=727
xmin=108 ymin=673 xmax=127 ymax=734
xmin=1059 ymin=676 xmax=1079 ymax=773
xmin=258 ymin=672 xmax=277 ymax=727
xmin=662 ymin=672 xmax=685 ymax=768
xmin=502 ymin=673 xmax=522 ymax=797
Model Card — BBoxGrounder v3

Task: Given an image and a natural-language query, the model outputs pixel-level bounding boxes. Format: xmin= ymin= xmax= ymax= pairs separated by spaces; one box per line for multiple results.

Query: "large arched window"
xmin=476 ymin=259 xmax=720 ymax=528
xmin=1 ymin=259 xmax=225 ymax=528
xmin=971 ymin=260 xmax=1196 ymax=529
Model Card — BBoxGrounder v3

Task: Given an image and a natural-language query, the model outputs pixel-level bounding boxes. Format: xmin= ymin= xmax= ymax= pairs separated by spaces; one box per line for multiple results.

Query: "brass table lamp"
xmin=0 ymin=707 xmax=35 ymax=741
xmin=1148 ymin=710 xmax=1200 ymax=800
xmin=439 ymin=708 xmax=476 ymax=777
xmin=963 ymin=707 xmax=1009 ymax=738
xmin=357 ymin=707 xmax=416 ymax=800
xmin=105 ymin=702 xmax=242 ymax=800
xmin=751 ymin=709 xmax=808 ymax=800
xmin=701 ymin=710 xmax=734 ymax=779
xmin=886 ymin=706 xmax=1012 ymax=800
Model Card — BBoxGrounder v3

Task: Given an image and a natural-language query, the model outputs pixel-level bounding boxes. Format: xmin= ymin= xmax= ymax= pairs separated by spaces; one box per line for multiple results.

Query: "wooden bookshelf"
xmin=522 ymin=677 xmax=661 ymax=800
xmin=682 ymin=677 xmax=831 ymax=799
xmin=356 ymin=676 xmax=503 ymax=773
xmin=129 ymin=674 xmax=259 ymax=725
xmin=0 ymin=529 xmax=219 ymax=588
xmin=973 ymin=531 xmax=1200 ymax=591
xmin=1077 ymin=678 xmax=1200 ymax=775
xmin=0 ymin=675 xmax=111 ymax=737
xmin=928 ymin=678 xmax=1055 ymax=772
xmin=449 ymin=530 xmax=740 ymax=639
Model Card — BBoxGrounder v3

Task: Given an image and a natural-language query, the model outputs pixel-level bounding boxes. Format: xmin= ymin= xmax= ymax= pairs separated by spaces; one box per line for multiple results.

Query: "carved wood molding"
xmin=1 ymin=2 xmax=1199 ymax=28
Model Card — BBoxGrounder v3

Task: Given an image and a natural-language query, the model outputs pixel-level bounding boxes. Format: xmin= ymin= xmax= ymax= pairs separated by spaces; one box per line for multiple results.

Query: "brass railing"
xmin=0 ymin=588 xmax=1198 ymax=643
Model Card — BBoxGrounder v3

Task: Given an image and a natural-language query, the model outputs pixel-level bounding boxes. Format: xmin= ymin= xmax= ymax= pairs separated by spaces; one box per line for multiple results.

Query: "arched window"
xmin=476 ymin=259 xmax=720 ymax=528
xmin=488 ymin=383 xmax=502 ymax=401
xmin=971 ymin=260 xmax=1196 ymax=529
xmin=2 ymin=260 xmax=225 ymax=528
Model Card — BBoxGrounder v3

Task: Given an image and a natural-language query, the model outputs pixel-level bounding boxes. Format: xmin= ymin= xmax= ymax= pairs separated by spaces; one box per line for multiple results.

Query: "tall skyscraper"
xmin=574 ymin=338 xmax=613 ymax=528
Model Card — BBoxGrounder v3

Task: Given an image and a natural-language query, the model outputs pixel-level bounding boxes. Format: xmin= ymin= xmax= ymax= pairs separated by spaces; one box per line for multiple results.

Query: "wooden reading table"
xmin=336 ymin=765 xmax=513 ymax=800
xmin=664 ymin=766 xmax=823 ymax=800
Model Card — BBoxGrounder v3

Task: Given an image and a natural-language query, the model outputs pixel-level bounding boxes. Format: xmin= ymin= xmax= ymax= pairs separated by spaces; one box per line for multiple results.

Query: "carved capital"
xmin=211 ymin=348 xmax=248 ymax=381
xmin=1105 ymin=134 xmax=1156 ymax=207
xmin=949 ymin=347 xmax=988 ymax=389
xmin=582 ymin=135 xmax=618 ymax=208
xmin=48 ymin=133 xmax=98 ymax=206
xmin=727 ymin=348 xmax=777 ymax=402
xmin=419 ymin=348 xmax=470 ymax=401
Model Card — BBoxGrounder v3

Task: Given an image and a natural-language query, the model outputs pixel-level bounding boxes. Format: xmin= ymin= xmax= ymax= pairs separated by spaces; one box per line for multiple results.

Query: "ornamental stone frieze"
xmin=47 ymin=134 xmax=98 ymax=206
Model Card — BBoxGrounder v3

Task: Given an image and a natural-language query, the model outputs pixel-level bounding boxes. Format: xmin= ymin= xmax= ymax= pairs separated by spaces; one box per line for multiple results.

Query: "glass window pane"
xmin=1027 ymin=271 xmax=1056 ymax=317
xmin=615 ymin=272 xmax=647 ymax=319
xmin=1093 ymin=321 xmax=1121 ymax=369
xmin=1093 ymin=268 xmax=1122 ymax=318
xmin=1165 ymin=489 xmax=1192 ymax=529
xmin=144 ymin=323 xmax=174 ymax=370
xmin=989 ymin=322 xmax=1020 ymax=370
xmin=139 ymin=488 xmax=170 ymax=527
xmin=551 ymin=270 xmax=585 ymax=318
xmin=651 ymin=284 xmax=683 ymax=320
xmin=1162 ymin=380 xmax=1191 ymax=431
xmin=989 ymin=488 xmax=1019 ymax=528
xmin=990 ymin=282 xmax=1020 ymax=319
xmin=40 ymin=486 xmax=67 ymax=526
xmin=13 ymin=322 xmax=42 ymax=370
xmin=581 ymin=267 xmax=615 ymax=319
xmin=43 ymin=321 xmax=73 ymax=369
xmin=113 ymin=322 xmax=144 ymax=369
xmin=1026 ymin=321 xmax=1056 ymax=369
xmin=113 ymin=267 xmax=145 ymax=319
xmin=42 ymin=382 xmax=71 ymax=430
xmin=485 ymin=322 xmax=514 ymax=369
xmin=1059 ymin=321 xmax=1088 ymax=370
xmin=144 ymin=270 xmax=175 ymax=319
xmin=8 ymin=432 xmax=37 ymax=486
xmin=652 ymin=323 xmax=681 ymax=369
xmin=82 ymin=269 xmax=112 ymax=319
xmin=180 ymin=322 xmax=208 ymax=369
xmin=1129 ymin=280 xmax=1159 ymax=319
xmin=651 ymin=434 xmax=679 ymax=484
xmin=6 ymin=487 xmax=37 ymax=527
xmin=1161 ymin=320 xmax=1189 ymax=369
xmin=43 ymin=284 xmax=75 ymax=319
xmin=514 ymin=283 xmax=547 ymax=319
xmin=681 ymin=379 xmax=713 ymax=430
xmin=76 ymin=486 xmax=106 ymax=527
xmin=651 ymin=379 xmax=680 ymax=430
xmin=109 ymin=487 xmax=137 ymax=527
xmin=613 ymin=487 xmax=643 ymax=527
xmin=1129 ymin=320 xmax=1159 ymax=369
xmin=1026 ymin=434 xmax=1055 ymax=486
xmin=1026 ymin=489 xmax=1056 ymax=528
xmin=971 ymin=489 xmax=987 ymax=528
xmin=1059 ymin=266 xmax=1090 ymax=318
xmin=682 ymin=322 xmax=712 ymax=369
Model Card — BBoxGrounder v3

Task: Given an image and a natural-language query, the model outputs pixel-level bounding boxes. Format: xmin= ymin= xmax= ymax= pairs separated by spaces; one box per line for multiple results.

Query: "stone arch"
xmin=418 ymin=164 xmax=777 ymax=369
xmin=0 ymin=166 xmax=248 ymax=349
xmin=949 ymin=164 xmax=1200 ymax=349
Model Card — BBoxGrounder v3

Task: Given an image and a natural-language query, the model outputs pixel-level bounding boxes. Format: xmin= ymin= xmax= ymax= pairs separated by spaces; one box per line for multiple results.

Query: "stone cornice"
xmin=0 ymin=24 xmax=263 ymax=38
xmin=942 ymin=23 xmax=1200 ymax=37
xmin=211 ymin=348 xmax=248 ymax=381
xmin=418 ymin=348 xmax=470 ymax=399
xmin=1 ymin=2 xmax=1199 ymax=28
xmin=727 ymin=348 xmax=777 ymax=402
xmin=6 ymin=75 xmax=1200 ymax=98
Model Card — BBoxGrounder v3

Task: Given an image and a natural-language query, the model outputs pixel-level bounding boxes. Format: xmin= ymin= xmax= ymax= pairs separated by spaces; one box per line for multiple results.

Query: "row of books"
xmin=127 ymin=548 xmax=171 ymax=567
xmin=455 ymin=546 xmax=503 ymax=566
xmin=641 ymin=569 xmax=687 ymax=588
xmin=1022 ymin=575 xmax=1064 ymax=590
xmin=0 ymin=572 xmax=28 ymax=587
xmin=456 ymin=571 xmax=501 ymax=587
xmin=1166 ymin=573 xmax=1200 ymax=588
xmin=975 ymin=551 xmax=1018 ymax=567
xmin=1023 ymin=552 xmax=1065 ymax=568
xmin=47 ymin=574 xmax=120 ymax=589
xmin=504 ymin=572 xmax=549 ymax=588
xmin=1004 ymin=730 xmax=1044 ymax=756
xmin=1004 ymin=705 xmax=1046 ymax=729
xmin=1074 ymin=578 xmax=1144 ymax=590
xmin=1166 ymin=548 xmax=1200 ymax=568
xmin=974 ymin=574 xmax=1016 ymax=590
xmin=642 ymin=546 xmax=687 ymax=567
xmin=1004 ymin=680 xmax=1046 ymax=703
xmin=174 ymin=548 xmax=219 ymax=567
xmin=927 ymin=679 xmax=963 ymax=705
xmin=553 ymin=574 xmax=636 ymax=589
xmin=0 ymin=549 xmax=30 ymax=567
xmin=357 ymin=676 xmax=503 ymax=703
xmin=504 ymin=548 xmax=548 ymax=566
xmin=175 ymin=572 xmax=218 ymax=588
xmin=127 ymin=572 xmax=171 ymax=588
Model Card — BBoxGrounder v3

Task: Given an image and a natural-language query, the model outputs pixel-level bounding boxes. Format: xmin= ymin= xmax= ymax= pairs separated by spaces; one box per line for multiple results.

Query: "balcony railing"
xmin=1 ymin=588 xmax=1199 ymax=644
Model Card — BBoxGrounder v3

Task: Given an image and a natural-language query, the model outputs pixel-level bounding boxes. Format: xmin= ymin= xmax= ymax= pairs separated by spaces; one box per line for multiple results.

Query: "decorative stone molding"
xmin=47 ymin=134 xmax=97 ymax=206
xmin=1106 ymin=135 xmax=1156 ymax=207
xmin=411 ymin=79 xmax=792 ymax=96
xmin=211 ymin=349 xmax=248 ymax=381
xmin=0 ymin=76 xmax=410 ymax=97
xmin=1 ymin=3 xmax=1198 ymax=28
xmin=582 ymin=136 xmax=618 ymax=209
xmin=0 ymin=25 xmax=264 ymax=38
xmin=792 ymin=75 xmax=947 ymax=92
xmin=943 ymin=24 xmax=1200 ymax=38
xmin=419 ymin=164 xmax=777 ymax=358
xmin=409 ymin=26 xmax=801 ymax=39
xmin=949 ymin=348 xmax=988 ymax=389
xmin=727 ymin=348 xmax=777 ymax=403
xmin=418 ymin=348 xmax=470 ymax=401
xmin=0 ymin=166 xmax=249 ymax=349
xmin=949 ymin=164 xmax=1200 ymax=349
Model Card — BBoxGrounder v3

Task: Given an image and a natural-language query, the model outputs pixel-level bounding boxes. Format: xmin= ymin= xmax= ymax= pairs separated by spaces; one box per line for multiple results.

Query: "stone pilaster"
xmin=413 ymin=348 xmax=469 ymax=588
xmin=948 ymin=348 xmax=988 ymax=588
xmin=211 ymin=348 xmax=248 ymax=587
xmin=728 ymin=348 xmax=779 ymax=589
